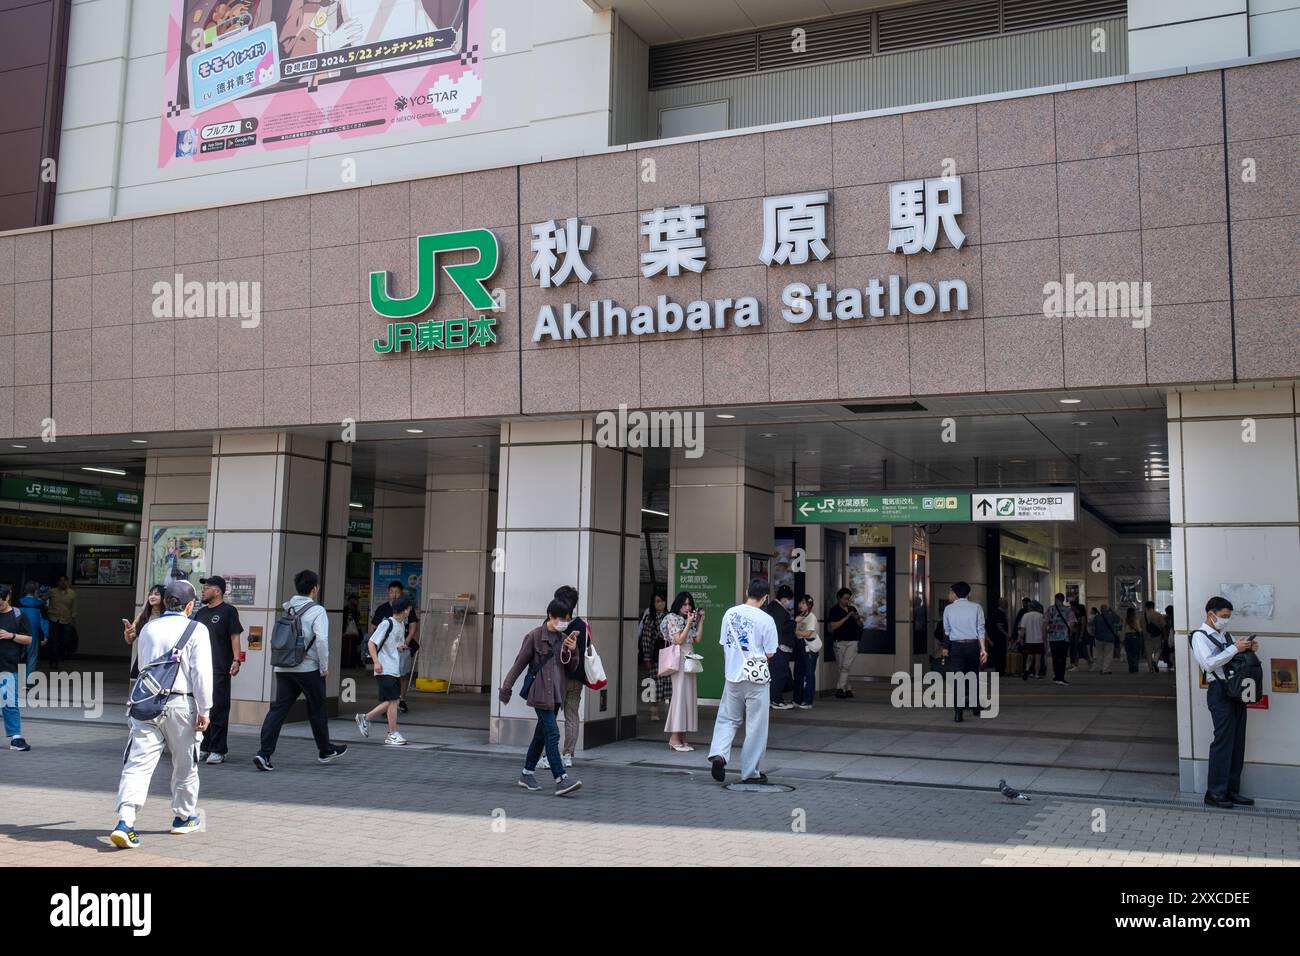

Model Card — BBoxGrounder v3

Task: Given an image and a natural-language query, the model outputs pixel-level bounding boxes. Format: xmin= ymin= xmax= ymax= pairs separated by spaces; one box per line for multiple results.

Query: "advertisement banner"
xmin=370 ymin=559 xmax=423 ymax=618
xmin=159 ymin=0 xmax=482 ymax=167
xmin=149 ymin=523 xmax=208 ymax=589
xmin=72 ymin=545 xmax=137 ymax=587
xmin=671 ymin=553 xmax=737 ymax=700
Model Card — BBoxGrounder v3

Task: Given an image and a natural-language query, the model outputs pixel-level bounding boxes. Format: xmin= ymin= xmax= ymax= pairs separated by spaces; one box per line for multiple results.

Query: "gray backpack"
xmin=270 ymin=601 xmax=318 ymax=668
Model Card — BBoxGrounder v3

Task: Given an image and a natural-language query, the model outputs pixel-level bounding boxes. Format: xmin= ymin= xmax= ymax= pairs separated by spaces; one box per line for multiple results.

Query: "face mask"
xmin=1212 ymin=615 xmax=1230 ymax=631
xmin=781 ymin=599 xmax=793 ymax=610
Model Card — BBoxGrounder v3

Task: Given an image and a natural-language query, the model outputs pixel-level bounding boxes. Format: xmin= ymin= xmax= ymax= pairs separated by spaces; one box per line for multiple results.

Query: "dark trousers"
xmin=258 ymin=671 xmax=332 ymax=758
xmin=525 ymin=707 xmax=564 ymax=781
xmin=47 ymin=621 xmax=73 ymax=667
xmin=203 ymin=669 xmax=231 ymax=755
xmin=948 ymin=641 xmax=982 ymax=714
xmin=1206 ymin=680 xmax=1247 ymax=799
xmin=769 ymin=648 xmax=792 ymax=704
xmin=1124 ymin=635 xmax=1141 ymax=672
xmin=1050 ymin=641 xmax=1069 ymax=681
xmin=794 ymin=647 xmax=817 ymax=705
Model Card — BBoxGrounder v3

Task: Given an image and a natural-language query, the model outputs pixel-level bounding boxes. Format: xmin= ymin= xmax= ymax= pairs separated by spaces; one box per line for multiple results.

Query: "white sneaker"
xmin=355 ymin=713 xmax=370 ymax=737
xmin=384 ymin=732 xmax=407 ymax=746
xmin=203 ymin=752 xmax=225 ymax=765
xmin=562 ymin=753 xmax=573 ymax=768
xmin=537 ymin=754 xmax=550 ymax=770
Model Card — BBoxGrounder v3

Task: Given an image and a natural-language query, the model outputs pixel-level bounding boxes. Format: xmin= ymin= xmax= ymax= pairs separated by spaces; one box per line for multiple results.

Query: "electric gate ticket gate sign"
xmin=971 ymin=491 xmax=1077 ymax=522
xmin=794 ymin=493 xmax=971 ymax=524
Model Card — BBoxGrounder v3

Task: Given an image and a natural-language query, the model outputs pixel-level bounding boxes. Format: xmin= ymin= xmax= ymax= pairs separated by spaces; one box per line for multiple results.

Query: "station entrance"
xmin=0 ymin=385 xmax=1179 ymax=794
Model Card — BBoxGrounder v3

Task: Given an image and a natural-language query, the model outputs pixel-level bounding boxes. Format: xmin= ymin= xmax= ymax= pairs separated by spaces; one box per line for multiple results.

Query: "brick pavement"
xmin=2 ymin=719 xmax=1297 ymax=867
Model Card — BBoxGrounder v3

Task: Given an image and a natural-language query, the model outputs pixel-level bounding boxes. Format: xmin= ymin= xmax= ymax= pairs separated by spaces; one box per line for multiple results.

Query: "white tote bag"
xmin=582 ymin=642 xmax=608 ymax=690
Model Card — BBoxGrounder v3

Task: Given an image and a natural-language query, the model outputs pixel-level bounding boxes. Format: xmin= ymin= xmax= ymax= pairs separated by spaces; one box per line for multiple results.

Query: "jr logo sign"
xmin=370 ymin=229 xmax=503 ymax=355
xmin=370 ymin=229 xmax=501 ymax=318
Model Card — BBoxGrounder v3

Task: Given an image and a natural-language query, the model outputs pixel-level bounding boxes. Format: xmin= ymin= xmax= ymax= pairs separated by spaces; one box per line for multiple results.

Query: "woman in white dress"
xmin=660 ymin=591 xmax=702 ymax=752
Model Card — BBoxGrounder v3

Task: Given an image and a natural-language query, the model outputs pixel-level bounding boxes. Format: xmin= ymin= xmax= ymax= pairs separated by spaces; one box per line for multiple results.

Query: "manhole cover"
xmin=724 ymin=783 xmax=796 ymax=793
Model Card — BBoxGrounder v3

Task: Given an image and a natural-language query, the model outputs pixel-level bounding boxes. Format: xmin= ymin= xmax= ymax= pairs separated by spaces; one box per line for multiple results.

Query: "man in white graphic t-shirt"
xmin=707 ymin=578 xmax=778 ymax=786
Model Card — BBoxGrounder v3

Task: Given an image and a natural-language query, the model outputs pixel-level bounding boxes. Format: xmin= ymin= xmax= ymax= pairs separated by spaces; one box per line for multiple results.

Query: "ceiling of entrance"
xmin=643 ymin=388 xmax=1173 ymax=532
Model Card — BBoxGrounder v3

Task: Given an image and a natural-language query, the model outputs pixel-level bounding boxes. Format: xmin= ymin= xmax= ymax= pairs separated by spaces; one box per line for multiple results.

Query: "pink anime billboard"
xmin=159 ymin=0 xmax=482 ymax=166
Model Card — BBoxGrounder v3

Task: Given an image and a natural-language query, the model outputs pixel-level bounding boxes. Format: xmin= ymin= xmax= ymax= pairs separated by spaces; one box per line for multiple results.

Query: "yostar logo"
xmin=369 ymin=229 xmax=501 ymax=319
xmin=394 ymin=95 xmax=409 ymax=111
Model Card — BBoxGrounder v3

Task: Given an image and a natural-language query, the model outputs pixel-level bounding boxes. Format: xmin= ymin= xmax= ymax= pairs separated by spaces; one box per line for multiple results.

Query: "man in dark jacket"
xmin=499 ymin=598 xmax=583 ymax=796
xmin=765 ymin=585 xmax=797 ymax=710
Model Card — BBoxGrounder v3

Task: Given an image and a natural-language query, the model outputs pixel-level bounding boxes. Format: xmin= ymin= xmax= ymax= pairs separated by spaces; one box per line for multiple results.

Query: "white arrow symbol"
xmin=799 ymin=502 xmax=814 ymax=517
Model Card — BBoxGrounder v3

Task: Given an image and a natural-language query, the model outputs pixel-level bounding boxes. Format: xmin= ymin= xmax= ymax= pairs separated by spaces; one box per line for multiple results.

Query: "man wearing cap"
xmin=195 ymin=576 xmax=244 ymax=765
xmin=109 ymin=579 xmax=213 ymax=849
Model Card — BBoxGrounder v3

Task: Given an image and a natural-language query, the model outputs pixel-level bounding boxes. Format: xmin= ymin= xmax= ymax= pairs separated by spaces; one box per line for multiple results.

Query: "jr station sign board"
xmin=795 ymin=490 xmax=1078 ymax=524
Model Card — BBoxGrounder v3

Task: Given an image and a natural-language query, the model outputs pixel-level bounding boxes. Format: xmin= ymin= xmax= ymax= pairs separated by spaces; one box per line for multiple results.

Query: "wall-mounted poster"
xmin=848 ymin=547 xmax=893 ymax=654
xmin=225 ymin=573 xmax=257 ymax=606
xmin=149 ymin=523 xmax=208 ymax=589
xmin=159 ymin=0 xmax=483 ymax=167
xmin=371 ymin=559 xmax=423 ymax=618
xmin=1272 ymin=659 xmax=1297 ymax=694
xmin=1219 ymin=583 xmax=1275 ymax=620
xmin=72 ymin=544 xmax=136 ymax=587
xmin=772 ymin=528 xmax=805 ymax=599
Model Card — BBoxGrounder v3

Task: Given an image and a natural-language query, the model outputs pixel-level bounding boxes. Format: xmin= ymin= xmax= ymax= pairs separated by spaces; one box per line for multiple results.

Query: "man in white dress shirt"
xmin=1191 ymin=596 xmax=1258 ymax=810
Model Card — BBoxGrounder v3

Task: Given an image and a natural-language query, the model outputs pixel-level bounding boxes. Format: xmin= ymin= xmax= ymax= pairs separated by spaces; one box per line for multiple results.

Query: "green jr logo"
xmin=370 ymin=229 xmax=502 ymax=354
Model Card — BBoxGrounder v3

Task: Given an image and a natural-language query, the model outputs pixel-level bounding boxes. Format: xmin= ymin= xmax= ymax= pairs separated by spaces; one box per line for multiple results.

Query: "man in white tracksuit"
xmin=109 ymin=579 xmax=212 ymax=849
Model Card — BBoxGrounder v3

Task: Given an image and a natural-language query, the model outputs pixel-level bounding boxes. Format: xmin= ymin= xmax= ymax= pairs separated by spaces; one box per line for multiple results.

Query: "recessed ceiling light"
xmin=472 ymin=443 xmax=485 ymax=448
xmin=1008 ymin=458 xmax=1026 ymax=464
xmin=83 ymin=466 xmax=127 ymax=476
xmin=715 ymin=413 xmax=735 ymax=419
xmin=1103 ymin=456 xmax=1120 ymax=462
xmin=1073 ymin=421 xmax=1090 ymax=427
xmin=1089 ymin=440 xmax=1108 ymax=446
xmin=760 ymin=432 xmax=777 ymax=438
xmin=131 ymin=439 xmax=148 ymax=444
xmin=1116 ymin=469 xmax=1131 ymax=475
xmin=807 ymin=450 xmax=819 ymax=455
xmin=641 ymin=508 xmax=669 ymax=517
xmin=349 ymin=502 xmax=364 ymax=509
xmin=1059 ymin=398 xmax=1082 ymax=404
xmin=11 ymin=444 xmax=26 ymax=449
xmin=405 ymin=428 xmax=424 ymax=434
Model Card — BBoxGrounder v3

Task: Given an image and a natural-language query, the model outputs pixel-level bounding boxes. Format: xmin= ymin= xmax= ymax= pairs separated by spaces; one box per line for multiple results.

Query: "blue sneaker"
xmin=108 ymin=821 xmax=140 ymax=849
xmin=169 ymin=814 xmax=202 ymax=834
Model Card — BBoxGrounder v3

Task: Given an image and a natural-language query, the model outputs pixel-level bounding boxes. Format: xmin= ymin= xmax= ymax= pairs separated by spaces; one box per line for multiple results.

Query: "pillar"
xmin=421 ymin=461 xmax=497 ymax=690
xmin=668 ymin=449 xmax=773 ymax=700
xmin=204 ymin=433 xmax=352 ymax=723
xmin=1168 ymin=386 xmax=1300 ymax=800
xmin=490 ymin=420 xmax=642 ymax=748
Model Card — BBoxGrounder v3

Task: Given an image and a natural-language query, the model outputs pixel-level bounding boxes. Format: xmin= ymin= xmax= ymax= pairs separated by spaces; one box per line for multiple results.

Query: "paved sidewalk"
xmin=2 ymin=718 xmax=1297 ymax=867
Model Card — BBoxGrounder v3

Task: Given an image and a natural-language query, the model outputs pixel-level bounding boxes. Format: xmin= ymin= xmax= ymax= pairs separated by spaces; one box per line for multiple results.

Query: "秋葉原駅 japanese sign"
xmin=795 ymin=493 xmax=972 ymax=524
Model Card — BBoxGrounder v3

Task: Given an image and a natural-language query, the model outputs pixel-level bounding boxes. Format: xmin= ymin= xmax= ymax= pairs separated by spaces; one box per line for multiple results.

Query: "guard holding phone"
xmin=1192 ymin=596 xmax=1258 ymax=809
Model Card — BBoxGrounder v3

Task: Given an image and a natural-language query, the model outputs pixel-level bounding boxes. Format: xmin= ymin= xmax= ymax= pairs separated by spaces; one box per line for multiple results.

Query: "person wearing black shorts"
xmin=355 ymin=597 xmax=412 ymax=746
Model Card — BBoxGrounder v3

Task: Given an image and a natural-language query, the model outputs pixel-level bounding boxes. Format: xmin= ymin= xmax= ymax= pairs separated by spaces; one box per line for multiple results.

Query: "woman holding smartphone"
xmin=122 ymin=584 xmax=164 ymax=679
xmin=793 ymin=594 xmax=820 ymax=709
xmin=660 ymin=591 xmax=702 ymax=752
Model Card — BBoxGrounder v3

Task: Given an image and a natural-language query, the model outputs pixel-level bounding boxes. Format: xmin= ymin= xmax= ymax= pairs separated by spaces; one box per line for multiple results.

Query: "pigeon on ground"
xmin=998 ymin=779 xmax=1031 ymax=802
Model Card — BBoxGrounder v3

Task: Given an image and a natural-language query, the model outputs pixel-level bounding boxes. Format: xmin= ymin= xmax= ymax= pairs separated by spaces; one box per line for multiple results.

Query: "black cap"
xmin=200 ymin=575 xmax=227 ymax=594
xmin=163 ymin=579 xmax=197 ymax=612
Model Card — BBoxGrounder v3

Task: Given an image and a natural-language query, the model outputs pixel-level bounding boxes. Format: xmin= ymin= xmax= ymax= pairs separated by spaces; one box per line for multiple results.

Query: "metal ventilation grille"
xmin=757 ymin=12 xmax=873 ymax=73
xmin=649 ymin=33 xmax=757 ymax=89
xmin=1003 ymin=0 xmax=1127 ymax=32
xmin=649 ymin=0 xmax=1127 ymax=90
xmin=878 ymin=0 xmax=1000 ymax=54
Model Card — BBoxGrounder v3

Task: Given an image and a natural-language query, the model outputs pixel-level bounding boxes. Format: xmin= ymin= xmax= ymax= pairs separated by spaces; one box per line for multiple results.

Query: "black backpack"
xmin=1204 ymin=629 xmax=1265 ymax=703
xmin=270 ymin=601 xmax=318 ymax=668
